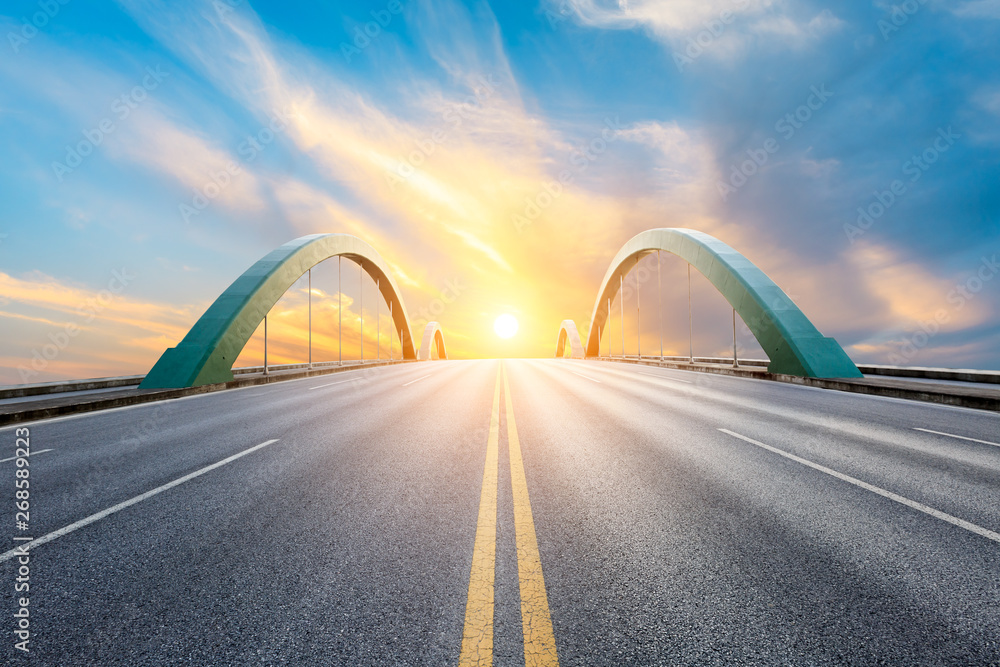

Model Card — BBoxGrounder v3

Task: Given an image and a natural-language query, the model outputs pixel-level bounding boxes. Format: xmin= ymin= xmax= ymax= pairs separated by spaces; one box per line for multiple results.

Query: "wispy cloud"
xmin=1 ymin=0 xmax=996 ymax=378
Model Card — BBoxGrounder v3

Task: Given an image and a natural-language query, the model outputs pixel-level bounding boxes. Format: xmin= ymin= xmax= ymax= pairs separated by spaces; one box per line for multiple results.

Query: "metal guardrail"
xmin=591 ymin=356 xmax=1000 ymax=384
xmin=3 ymin=359 xmax=998 ymax=402
xmin=0 ymin=360 xmax=400 ymax=400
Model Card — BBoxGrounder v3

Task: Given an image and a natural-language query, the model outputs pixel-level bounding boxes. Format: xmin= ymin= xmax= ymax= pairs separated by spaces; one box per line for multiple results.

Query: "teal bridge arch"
xmin=583 ymin=228 xmax=862 ymax=378
xmin=141 ymin=233 xmax=437 ymax=389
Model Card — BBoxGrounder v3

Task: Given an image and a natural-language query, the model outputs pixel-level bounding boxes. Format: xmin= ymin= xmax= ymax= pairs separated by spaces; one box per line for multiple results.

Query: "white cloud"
xmin=973 ymin=86 xmax=1000 ymax=115
xmin=951 ymin=0 xmax=1000 ymax=19
xmin=105 ymin=108 xmax=263 ymax=212
xmin=617 ymin=120 xmax=716 ymax=192
xmin=561 ymin=0 xmax=844 ymax=59
xmin=751 ymin=9 xmax=844 ymax=45
xmin=565 ymin=0 xmax=760 ymax=33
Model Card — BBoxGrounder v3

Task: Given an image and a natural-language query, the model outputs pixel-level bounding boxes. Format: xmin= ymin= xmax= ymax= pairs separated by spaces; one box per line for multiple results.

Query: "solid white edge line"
xmin=402 ymin=374 xmax=433 ymax=387
xmin=569 ymin=370 xmax=601 ymax=383
xmin=637 ymin=372 xmax=693 ymax=384
xmin=717 ymin=428 xmax=1000 ymax=544
xmin=0 ymin=439 xmax=280 ymax=563
xmin=0 ymin=448 xmax=53 ymax=464
xmin=913 ymin=427 xmax=1000 ymax=449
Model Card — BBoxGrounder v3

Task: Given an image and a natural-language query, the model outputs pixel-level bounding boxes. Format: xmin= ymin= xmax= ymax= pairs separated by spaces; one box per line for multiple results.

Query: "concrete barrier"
xmin=0 ymin=360 xmax=411 ymax=427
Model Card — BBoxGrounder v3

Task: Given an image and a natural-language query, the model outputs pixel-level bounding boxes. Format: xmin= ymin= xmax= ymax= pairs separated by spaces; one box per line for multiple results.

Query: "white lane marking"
xmin=913 ymin=427 xmax=1000 ymax=449
xmin=718 ymin=429 xmax=1000 ymax=544
xmin=308 ymin=379 xmax=354 ymax=391
xmin=0 ymin=448 xmax=53 ymax=464
xmin=0 ymin=439 xmax=280 ymax=563
xmin=569 ymin=371 xmax=601 ymax=383
xmin=402 ymin=374 xmax=433 ymax=387
xmin=638 ymin=372 xmax=692 ymax=384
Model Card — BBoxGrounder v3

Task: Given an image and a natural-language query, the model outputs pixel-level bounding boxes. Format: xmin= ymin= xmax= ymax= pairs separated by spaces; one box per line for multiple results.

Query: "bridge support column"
xmin=636 ymin=257 xmax=640 ymax=360
xmin=733 ymin=308 xmax=739 ymax=369
xmin=338 ymin=256 xmax=342 ymax=366
xmin=658 ymin=250 xmax=662 ymax=360
xmin=687 ymin=263 xmax=693 ymax=363
xmin=359 ymin=262 xmax=363 ymax=363
xmin=619 ymin=275 xmax=624 ymax=358
xmin=264 ymin=315 xmax=269 ymax=376
xmin=376 ymin=278 xmax=380 ymax=362
xmin=308 ymin=268 xmax=312 ymax=370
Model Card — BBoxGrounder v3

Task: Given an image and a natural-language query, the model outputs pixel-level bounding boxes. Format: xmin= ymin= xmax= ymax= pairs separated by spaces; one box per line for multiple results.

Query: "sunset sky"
xmin=1 ymin=0 xmax=999 ymax=384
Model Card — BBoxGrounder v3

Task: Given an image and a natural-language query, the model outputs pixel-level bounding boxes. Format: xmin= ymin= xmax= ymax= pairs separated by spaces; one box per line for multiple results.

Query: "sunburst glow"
xmin=494 ymin=314 xmax=519 ymax=339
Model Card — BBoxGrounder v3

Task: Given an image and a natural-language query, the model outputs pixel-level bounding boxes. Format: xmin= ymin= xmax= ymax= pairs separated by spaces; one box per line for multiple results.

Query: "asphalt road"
xmin=1 ymin=359 xmax=998 ymax=665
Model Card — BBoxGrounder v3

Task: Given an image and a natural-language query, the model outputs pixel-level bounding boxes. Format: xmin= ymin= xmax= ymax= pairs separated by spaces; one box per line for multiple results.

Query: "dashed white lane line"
xmin=0 ymin=439 xmax=280 ymax=564
xmin=308 ymin=379 xmax=354 ymax=390
xmin=0 ymin=367 xmax=380 ymax=431
xmin=0 ymin=449 xmax=53 ymax=464
xmin=718 ymin=429 xmax=1000 ymax=544
xmin=569 ymin=371 xmax=601 ymax=383
xmin=402 ymin=374 xmax=433 ymax=387
xmin=637 ymin=372 xmax=693 ymax=384
xmin=914 ymin=427 xmax=1000 ymax=449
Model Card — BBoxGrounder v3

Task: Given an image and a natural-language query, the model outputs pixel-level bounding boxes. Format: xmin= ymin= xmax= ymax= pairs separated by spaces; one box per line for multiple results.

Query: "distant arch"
xmin=418 ymin=322 xmax=448 ymax=360
xmin=141 ymin=233 xmax=417 ymax=388
xmin=586 ymin=228 xmax=861 ymax=378
xmin=556 ymin=319 xmax=585 ymax=359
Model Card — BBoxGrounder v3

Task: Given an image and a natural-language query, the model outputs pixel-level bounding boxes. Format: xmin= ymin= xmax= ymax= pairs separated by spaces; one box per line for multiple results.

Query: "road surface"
xmin=1 ymin=359 xmax=998 ymax=665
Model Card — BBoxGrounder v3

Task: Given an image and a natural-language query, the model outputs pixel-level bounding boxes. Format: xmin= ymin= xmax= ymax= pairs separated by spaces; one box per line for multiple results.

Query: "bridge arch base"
xmin=141 ymin=234 xmax=418 ymax=389
xmin=585 ymin=228 xmax=861 ymax=379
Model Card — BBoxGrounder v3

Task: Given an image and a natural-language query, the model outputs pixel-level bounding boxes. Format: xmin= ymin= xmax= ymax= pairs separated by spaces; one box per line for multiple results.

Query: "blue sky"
xmin=1 ymin=0 xmax=999 ymax=382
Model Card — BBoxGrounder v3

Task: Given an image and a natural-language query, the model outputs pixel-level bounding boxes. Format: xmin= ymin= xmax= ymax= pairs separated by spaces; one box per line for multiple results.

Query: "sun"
xmin=494 ymin=314 xmax=519 ymax=339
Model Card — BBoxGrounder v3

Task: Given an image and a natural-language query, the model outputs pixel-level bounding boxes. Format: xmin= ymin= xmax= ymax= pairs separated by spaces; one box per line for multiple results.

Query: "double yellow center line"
xmin=459 ymin=362 xmax=559 ymax=666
